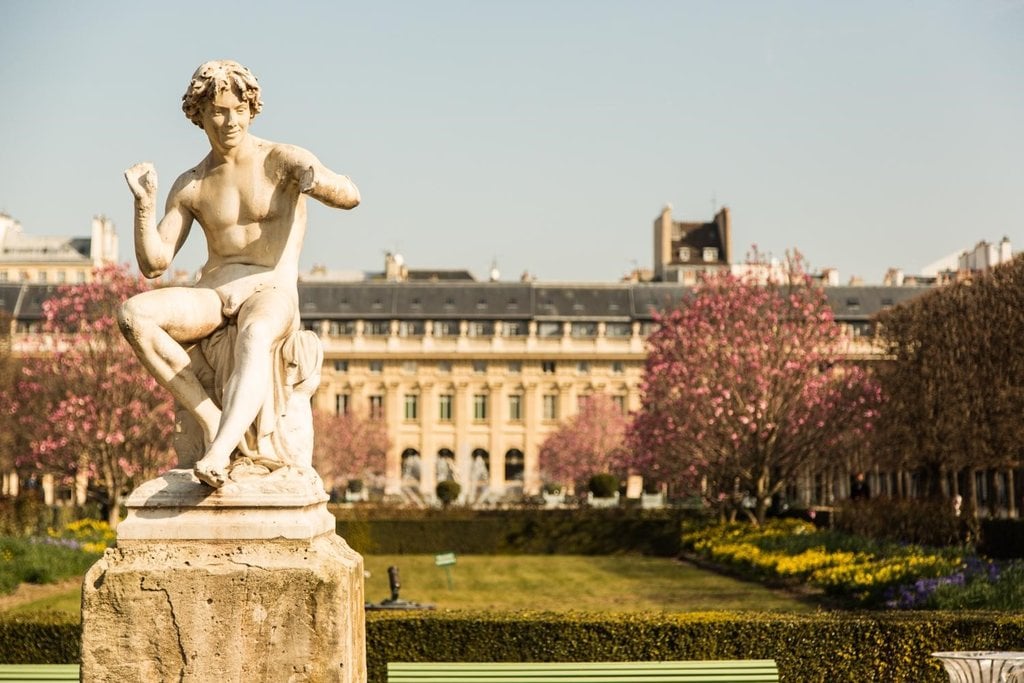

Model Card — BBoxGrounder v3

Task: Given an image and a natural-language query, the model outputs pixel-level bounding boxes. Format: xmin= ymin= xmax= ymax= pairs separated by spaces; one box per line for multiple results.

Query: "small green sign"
xmin=434 ymin=552 xmax=457 ymax=567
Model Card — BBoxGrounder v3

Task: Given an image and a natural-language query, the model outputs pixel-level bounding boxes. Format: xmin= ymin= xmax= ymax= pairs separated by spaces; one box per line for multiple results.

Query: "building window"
xmin=507 ymin=361 xmax=522 ymax=374
xmin=543 ymin=394 xmax=558 ymax=421
xmin=611 ymin=361 xmax=624 ymax=375
xmin=334 ymin=360 xmax=349 ymax=372
xmin=439 ymin=394 xmax=453 ymax=422
xmin=38 ymin=272 xmax=47 ymax=283
xmin=369 ymin=394 xmax=384 ymax=419
xmin=433 ymin=320 xmax=460 ymax=337
xmin=0 ymin=272 xmax=6 ymax=282
xmin=508 ymin=394 xmax=522 ymax=421
xmin=502 ymin=321 xmax=527 ymax=337
xmin=570 ymin=322 xmax=597 ymax=338
xmin=541 ymin=361 xmax=556 ymax=374
xmin=301 ymin=320 xmax=321 ymax=332
xmin=404 ymin=394 xmax=419 ymax=421
xmin=402 ymin=361 xmax=417 ymax=375
xmin=438 ymin=361 xmax=452 ymax=374
xmin=846 ymin=297 xmax=861 ymax=312
xmin=468 ymin=321 xmax=493 ymax=337
xmin=576 ymin=361 xmax=590 ymax=375
xmin=677 ymin=247 xmax=690 ymax=261
xmin=365 ymin=320 xmax=390 ymax=336
xmin=56 ymin=271 xmax=66 ymax=283
xmin=640 ymin=322 xmax=657 ymax=337
xmin=605 ymin=322 xmax=631 ymax=338
xmin=473 ymin=361 xmax=487 ymax=374
xmin=369 ymin=360 xmax=383 ymax=374
xmin=505 ymin=449 xmax=525 ymax=482
xmin=703 ymin=247 xmax=719 ymax=262
xmin=76 ymin=272 xmax=87 ymax=283
xmin=473 ymin=394 xmax=488 ymax=421
xmin=537 ymin=321 xmax=561 ymax=338
xmin=612 ymin=395 xmax=627 ymax=413
xmin=398 ymin=320 xmax=424 ymax=337
xmin=335 ymin=393 xmax=350 ymax=415
xmin=329 ymin=320 xmax=355 ymax=336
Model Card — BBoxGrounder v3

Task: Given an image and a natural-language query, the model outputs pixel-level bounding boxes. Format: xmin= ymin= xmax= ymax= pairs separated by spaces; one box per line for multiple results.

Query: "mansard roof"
xmin=0 ymin=281 xmax=932 ymax=323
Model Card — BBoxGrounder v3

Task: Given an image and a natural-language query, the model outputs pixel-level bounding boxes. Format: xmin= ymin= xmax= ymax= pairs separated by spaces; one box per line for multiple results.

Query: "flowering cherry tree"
xmin=539 ymin=393 xmax=629 ymax=492
xmin=312 ymin=409 xmax=389 ymax=492
xmin=14 ymin=265 xmax=174 ymax=527
xmin=627 ymin=260 xmax=882 ymax=524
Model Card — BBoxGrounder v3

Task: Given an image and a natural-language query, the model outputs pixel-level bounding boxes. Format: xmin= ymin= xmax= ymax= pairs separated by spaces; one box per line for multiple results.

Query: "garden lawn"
xmin=3 ymin=554 xmax=817 ymax=618
xmin=363 ymin=554 xmax=816 ymax=612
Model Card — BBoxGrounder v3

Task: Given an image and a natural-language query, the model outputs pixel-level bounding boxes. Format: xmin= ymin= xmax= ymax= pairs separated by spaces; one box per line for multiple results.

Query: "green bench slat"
xmin=0 ymin=664 xmax=80 ymax=681
xmin=388 ymin=661 xmax=779 ymax=682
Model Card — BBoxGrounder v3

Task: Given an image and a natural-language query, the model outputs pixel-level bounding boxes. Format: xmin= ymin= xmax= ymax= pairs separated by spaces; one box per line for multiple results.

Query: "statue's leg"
xmin=118 ymin=287 xmax=226 ymax=446
xmin=195 ymin=290 xmax=296 ymax=486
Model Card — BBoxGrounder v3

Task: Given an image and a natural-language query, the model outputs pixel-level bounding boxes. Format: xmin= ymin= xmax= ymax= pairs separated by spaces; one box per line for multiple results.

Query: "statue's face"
xmin=201 ymin=87 xmax=251 ymax=151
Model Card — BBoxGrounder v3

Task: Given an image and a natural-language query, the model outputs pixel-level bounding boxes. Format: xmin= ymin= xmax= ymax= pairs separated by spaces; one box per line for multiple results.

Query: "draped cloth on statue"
xmin=175 ymin=324 xmax=323 ymax=473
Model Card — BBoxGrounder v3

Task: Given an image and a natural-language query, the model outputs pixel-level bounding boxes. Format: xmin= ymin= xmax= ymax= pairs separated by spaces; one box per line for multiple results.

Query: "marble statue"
xmin=118 ymin=60 xmax=360 ymax=488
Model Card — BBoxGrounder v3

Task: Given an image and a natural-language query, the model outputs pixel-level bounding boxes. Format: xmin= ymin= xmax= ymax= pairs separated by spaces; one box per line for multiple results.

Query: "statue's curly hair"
xmin=182 ymin=60 xmax=263 ymax=128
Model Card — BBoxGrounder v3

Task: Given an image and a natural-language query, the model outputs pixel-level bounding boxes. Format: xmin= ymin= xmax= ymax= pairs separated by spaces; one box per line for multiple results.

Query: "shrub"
xmin=436 ymin=480 xmax=461 ymax=507
xmin=833 ymin=497 xmax=963 ymax=547
xmin=979 ymin=519 xmax=1024 ymax=559
xmin=587 ymin=473 xmax=618 ymax=498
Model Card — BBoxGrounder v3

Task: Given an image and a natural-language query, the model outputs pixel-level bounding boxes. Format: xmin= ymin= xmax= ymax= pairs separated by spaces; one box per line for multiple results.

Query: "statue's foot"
xmin=194 ymin=453 xmax=230 ymax=488
xmin=194 ymin=465 xmax=226 ymax=488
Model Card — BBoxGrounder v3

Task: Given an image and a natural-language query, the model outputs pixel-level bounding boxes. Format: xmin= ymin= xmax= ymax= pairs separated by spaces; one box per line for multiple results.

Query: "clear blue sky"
xmin=2 ymin=1 xmax=1022 ymax=283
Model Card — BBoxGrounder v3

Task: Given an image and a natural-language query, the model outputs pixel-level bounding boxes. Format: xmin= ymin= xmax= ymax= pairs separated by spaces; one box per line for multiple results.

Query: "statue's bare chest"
xmin=193 ymin=160 xmax=285 ymax=229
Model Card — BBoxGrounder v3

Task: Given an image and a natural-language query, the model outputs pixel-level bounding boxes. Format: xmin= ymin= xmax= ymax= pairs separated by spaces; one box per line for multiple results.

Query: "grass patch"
xmin=364 ymin=554 xmax=817 ymax=613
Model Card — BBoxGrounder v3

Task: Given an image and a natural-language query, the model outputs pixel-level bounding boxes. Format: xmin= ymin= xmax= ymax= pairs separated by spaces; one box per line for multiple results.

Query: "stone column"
xmin=82 ymin=469 xmax=366 ymax=683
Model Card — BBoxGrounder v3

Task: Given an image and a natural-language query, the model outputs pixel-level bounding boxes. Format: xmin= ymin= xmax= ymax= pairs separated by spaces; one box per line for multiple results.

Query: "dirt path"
xmin=0 ymin=578 xmax=81 ymax=613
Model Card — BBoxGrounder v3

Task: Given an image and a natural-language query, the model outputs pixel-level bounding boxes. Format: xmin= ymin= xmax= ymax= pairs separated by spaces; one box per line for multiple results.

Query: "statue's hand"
xmin=125 ymin=162 xmax=158 ymax=204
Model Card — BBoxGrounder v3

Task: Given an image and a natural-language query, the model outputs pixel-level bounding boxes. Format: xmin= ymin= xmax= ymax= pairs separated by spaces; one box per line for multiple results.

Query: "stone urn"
xmin=932 ymin=651 xmax=1024 ymax=682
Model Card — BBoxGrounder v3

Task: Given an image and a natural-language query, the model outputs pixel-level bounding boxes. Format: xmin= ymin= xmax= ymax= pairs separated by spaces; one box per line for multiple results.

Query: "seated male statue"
xmin=118 ymin=60 xmax=360 ymax=488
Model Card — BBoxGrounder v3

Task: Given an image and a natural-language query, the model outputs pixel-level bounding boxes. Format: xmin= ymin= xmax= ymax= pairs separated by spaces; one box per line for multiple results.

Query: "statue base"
xmin=81 ymin=470 xmax=366 ymax=683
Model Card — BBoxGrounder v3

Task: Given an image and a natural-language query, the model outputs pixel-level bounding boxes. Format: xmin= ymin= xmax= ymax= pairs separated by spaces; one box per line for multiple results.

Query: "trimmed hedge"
xmin=0 ymin=613 xmax=80 ymax=664
xmin=8 ymin=610 xmax=1024 ymax=682
xmin=333 ymin=509 xmax=684 ymax=556
xmin=368 ymin=611 xmax=1024 ymax=682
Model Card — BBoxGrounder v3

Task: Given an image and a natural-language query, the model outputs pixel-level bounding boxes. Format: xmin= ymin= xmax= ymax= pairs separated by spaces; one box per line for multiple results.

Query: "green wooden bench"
xmin=0 ymin=665 xmax=79 ymax=681
xmin=388 ymin=660 xmax=780 ymax=682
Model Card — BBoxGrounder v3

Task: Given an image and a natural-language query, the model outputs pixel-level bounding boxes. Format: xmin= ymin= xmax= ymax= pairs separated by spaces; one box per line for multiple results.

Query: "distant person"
xmin=850 ymin=472 xmax=870 ymax=501
xmin=119 ymin=60 xmax=360 ymax=488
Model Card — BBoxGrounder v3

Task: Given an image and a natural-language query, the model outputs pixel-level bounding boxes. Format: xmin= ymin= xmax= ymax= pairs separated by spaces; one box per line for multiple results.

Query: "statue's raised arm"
xmin=272 ymin=144 xmax=361 ymax=210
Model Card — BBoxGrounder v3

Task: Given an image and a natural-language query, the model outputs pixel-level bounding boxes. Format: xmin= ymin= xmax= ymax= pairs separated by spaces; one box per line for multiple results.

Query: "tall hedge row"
xmin=7 ymin=611 xmax=1024 ymax=682
xmin=334 ymin=509 xmax=685 ymax=556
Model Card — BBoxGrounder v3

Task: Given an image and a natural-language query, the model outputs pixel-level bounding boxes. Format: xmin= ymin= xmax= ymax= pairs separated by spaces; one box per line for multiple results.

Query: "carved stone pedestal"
xmin=81 ymin=469 xmax=366 ymax=683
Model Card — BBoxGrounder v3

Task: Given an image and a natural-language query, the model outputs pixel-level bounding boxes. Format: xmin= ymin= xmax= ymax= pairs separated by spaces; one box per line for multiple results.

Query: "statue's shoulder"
xmin=168 ymin=162 xmax=205 ymax=202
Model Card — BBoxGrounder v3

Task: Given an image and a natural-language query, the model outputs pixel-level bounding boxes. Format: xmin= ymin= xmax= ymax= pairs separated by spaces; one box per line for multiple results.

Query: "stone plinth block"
xmin=81 ymin=469 xmax=365 ymax=682
xmin=82 ymin=534 xmax=365 ymax=682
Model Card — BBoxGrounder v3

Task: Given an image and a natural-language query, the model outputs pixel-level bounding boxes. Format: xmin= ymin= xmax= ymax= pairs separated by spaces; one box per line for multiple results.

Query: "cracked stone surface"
xmin=81 ymin=533 xmax=365 ymax=682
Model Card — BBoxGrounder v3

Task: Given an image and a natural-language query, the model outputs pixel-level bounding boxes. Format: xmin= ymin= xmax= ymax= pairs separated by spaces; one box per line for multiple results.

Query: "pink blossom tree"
xmin=539 ymin=393 xmax=629 ymax=492
xmin=14 ymin=265 xmax=174 ymax=527
xmin=312 ymin=409 xmax=389 ymax=493
xmin=627 ymin=257 xmax=882 ymax=524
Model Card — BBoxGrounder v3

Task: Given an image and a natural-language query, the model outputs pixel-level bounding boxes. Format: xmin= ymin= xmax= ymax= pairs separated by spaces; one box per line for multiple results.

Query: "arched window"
xmin=470 ymin=449 xmax=490 ymax=482
xmin=436 ymin=448 xmax=456 ymax=481
xmin=401 ymin=448 xmax=421 ymax=482
xmin=505 ymin=449 xmax=525 ymax=482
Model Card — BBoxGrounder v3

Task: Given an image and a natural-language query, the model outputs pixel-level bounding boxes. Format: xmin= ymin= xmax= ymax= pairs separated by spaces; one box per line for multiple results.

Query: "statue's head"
xmin=182 ymin=60 xmax=263 ymax=128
